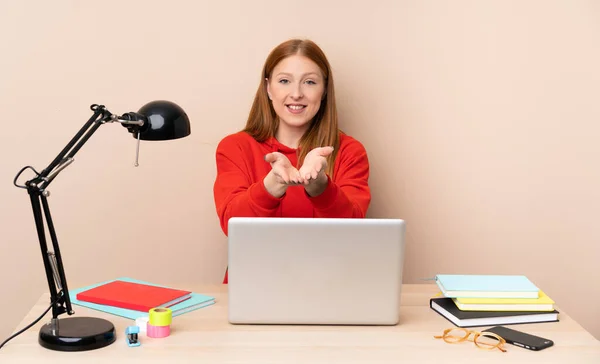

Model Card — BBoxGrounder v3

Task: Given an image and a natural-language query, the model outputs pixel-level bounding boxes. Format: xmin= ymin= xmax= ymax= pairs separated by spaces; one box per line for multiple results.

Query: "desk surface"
xmin=1 ymin=284 xmax=599 ymax=363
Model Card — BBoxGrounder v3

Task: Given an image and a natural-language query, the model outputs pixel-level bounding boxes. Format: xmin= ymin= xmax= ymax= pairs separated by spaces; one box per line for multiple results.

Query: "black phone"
xmin=484 ymin=326 xmax=554 ymax=351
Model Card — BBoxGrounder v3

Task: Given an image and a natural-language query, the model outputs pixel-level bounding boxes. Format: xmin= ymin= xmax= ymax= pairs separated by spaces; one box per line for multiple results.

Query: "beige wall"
xmin=1 ymin=0 xmax=598 ymax=343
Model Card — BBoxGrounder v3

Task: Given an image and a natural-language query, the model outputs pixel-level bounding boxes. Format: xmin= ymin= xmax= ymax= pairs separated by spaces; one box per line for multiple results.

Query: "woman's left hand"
xmin=299 ymin=146 xmax=334 ymax=196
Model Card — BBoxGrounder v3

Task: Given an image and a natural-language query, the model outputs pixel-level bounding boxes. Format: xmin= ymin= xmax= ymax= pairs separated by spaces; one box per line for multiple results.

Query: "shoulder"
xmin=216 ymin=131 xmax=259 ymax=152
xmin=338 ymin=132 xmax=368 ymax=157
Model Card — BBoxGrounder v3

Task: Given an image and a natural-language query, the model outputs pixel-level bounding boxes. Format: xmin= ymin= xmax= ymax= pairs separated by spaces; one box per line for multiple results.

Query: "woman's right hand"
xmin=263 ymin=152 xmax=301 ymax=198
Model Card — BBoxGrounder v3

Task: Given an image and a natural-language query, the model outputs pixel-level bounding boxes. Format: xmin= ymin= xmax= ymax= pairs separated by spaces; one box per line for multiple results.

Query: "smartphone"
xmin=484 ymin=326 xmax=554 ymax=351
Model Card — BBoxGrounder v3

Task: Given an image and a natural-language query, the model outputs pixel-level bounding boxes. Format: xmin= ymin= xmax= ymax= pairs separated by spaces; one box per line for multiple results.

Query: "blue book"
xmin=435 ymin=274 xmax=539 ymax=299
xmin=69 ymin=277 xmax=215 ymax=320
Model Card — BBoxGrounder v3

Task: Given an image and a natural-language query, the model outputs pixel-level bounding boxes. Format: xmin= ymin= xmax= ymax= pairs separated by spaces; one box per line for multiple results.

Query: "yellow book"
xmin=452 ymin=290 xmax=555 ymax=311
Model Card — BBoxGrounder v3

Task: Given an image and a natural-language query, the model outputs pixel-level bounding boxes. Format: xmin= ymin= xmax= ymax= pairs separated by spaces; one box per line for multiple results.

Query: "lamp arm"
xmin=16 ymin=104 xmax=145 ymax=321
xmin=37 ymin=105 xmax=109 ymax=181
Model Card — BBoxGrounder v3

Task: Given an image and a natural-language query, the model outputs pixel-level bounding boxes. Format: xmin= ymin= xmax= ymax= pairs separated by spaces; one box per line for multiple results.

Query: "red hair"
xmin=243 ymin=39 xmax=340 ymax=176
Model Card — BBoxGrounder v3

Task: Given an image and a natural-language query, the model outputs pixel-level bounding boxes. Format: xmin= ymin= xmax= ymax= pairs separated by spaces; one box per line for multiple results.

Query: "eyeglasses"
xmin=434 ymin=328 xmax=507 ymax=352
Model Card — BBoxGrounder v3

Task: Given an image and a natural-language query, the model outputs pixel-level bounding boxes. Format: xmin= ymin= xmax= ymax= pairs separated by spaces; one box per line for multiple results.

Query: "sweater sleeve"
xmin=308 ymin=139 xmax=371 ymax=217
xmin=213 ymin=136 xmax=282 ymax=235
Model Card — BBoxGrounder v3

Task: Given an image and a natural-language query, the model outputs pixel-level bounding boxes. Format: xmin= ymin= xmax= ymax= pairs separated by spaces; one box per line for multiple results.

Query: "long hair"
xmin=243 ymin=39 xmax=340 ymax=176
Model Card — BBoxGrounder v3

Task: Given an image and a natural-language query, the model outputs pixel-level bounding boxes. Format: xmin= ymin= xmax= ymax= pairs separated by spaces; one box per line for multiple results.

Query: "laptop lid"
xmin=227 ymin=217 xmax=406 ymax=325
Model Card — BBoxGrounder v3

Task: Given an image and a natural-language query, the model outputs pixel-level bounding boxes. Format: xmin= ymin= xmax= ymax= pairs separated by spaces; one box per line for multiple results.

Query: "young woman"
xmin=213 ymin=39 xmax=371 ymax=283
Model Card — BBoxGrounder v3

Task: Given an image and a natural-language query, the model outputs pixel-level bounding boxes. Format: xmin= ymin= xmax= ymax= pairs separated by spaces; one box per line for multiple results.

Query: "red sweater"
xmin=213 ymin=131 xmax=371 ymax=283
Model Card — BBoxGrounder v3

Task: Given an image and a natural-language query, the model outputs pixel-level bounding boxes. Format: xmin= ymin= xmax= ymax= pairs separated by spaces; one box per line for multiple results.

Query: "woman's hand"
xmin=299 ymin=146 xmax=334 ymax=196
xmin=263 ymin=152 xmax=301 ymax=198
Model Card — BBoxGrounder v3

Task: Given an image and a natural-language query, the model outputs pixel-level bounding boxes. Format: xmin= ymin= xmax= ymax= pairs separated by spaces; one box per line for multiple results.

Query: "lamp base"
xmin=39 ymin=317 xmax=116 ymax=351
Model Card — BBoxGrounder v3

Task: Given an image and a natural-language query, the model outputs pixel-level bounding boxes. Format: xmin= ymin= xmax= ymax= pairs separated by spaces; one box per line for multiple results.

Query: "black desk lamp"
xmin=11 ymin=101 xmax=191 ymax=351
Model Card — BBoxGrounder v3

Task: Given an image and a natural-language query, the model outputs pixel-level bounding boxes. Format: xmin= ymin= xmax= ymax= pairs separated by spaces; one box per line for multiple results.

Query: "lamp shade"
xmin=136 ymin=100 xmax=191 ymax=140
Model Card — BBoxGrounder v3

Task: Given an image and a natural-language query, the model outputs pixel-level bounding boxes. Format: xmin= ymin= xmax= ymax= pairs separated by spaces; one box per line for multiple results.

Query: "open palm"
xmin=299 ymin=146 xmax=334 ymax=184
xmin=264 ymin=152 xmax=301 ymax=185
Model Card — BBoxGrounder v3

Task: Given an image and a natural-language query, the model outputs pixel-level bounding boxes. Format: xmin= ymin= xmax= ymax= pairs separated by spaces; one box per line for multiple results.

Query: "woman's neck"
xmin=275 ymin=122 xmax=308 ymax=149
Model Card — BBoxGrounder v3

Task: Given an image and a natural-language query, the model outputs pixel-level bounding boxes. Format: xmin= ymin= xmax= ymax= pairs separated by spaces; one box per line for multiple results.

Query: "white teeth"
xmin=288 ymin=105 xmax=305 ymax=110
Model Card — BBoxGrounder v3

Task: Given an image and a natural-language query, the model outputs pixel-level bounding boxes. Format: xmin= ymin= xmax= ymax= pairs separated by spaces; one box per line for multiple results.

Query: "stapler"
xmin=125 ymin=326 xmax=141 ymax=347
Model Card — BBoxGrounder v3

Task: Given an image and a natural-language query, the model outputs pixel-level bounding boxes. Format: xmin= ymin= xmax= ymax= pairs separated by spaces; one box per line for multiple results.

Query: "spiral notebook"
xmin=430 ymin=297 xmax=559 ymax=327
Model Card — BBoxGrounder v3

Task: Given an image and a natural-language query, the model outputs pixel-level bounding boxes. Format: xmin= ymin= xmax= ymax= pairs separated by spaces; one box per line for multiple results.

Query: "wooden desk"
xmin=1 ymin=284 xmax=599 ymax=363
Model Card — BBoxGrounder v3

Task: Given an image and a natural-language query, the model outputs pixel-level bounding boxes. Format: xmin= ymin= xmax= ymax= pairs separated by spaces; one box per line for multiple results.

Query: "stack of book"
xmin=70 ymin=277 xmax=215 ymax=320
xmin=429 ymin=274 xmax=559 ymax=327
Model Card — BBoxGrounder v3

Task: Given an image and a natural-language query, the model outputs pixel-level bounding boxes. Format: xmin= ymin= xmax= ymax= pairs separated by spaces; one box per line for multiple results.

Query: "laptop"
xmin=227 ymin=217 xmax=406 ymax=325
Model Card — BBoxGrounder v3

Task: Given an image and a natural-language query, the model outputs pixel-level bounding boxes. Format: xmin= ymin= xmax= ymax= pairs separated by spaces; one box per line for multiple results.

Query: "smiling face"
xmin=266 ymin=54 xmax=326 ymax=142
